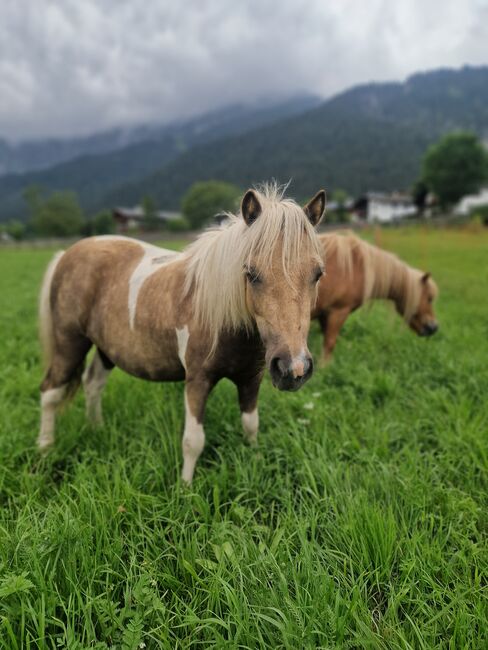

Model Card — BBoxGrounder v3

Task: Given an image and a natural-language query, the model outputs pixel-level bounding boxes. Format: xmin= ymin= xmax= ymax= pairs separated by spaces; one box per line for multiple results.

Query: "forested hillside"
xmin=1 ymin=66 xmax=487 ymax=220
xmin=110 ymin=66 xmax=488 ymax=208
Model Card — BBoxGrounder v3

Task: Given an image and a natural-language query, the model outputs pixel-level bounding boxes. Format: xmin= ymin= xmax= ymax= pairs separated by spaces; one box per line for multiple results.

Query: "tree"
xmin=141 ymin=195 xmax=160 ymax=231
xmin=331 ymin=189 xmax=349 ymax=223
xmin=31 ymin=191 xmax=84 ymax=237
xmin=6 ymin=219 xmax=26 ymax=241
xmin=92 ymin=210 xmax=114 ymax=235
xmin=412 ymin=179 xmax=429 ymax=214
xmin=422 ymin=132 xmax=488 ymax=208
xmin=181 ymin=181 xmax=241 ymax=229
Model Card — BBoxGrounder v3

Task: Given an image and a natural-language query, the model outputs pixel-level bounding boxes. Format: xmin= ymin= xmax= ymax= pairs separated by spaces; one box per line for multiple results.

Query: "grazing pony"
xmin=312 ymin=232 xmax=439 ymax=361
xmin=38 ymin=185 xmax=326 ymax=482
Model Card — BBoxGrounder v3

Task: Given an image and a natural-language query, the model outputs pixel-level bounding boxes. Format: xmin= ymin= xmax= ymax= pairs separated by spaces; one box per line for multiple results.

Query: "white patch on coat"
xmin=176 ymin=326 xmax=190 ymax=370
xmin=241 ymin=408 xmax=259 ymax=446
xmin=127 ymin=242 xmax=179 ymax=329
xmin=181 ymin=393 xmax=205 ymax=484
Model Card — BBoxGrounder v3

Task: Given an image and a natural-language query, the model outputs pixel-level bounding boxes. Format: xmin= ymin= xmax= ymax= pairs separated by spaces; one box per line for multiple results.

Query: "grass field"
xmin=0 ymin=228 xmax=487 ymax=648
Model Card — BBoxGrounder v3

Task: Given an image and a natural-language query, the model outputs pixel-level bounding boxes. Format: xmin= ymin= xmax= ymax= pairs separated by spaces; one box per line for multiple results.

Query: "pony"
xmin=38 ymin=184 xmax=326 ymax=483
xmin=312 ymin=232 xmax=439 ymax=362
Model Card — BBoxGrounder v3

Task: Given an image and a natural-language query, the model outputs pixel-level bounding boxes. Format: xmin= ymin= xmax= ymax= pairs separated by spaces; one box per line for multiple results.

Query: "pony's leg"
xmin=38 ymin=384 xmax=69 ymax=451
xmin=317 ymin=311 xmax=330 ymax=366
xmin=237 ymin=376 xmax=263 ymax=447
xmin=320 ymin=308 xmax=350 ymax=364
xmin=181 ymin=376 xmax=213 ymax=484
xmin=38 ymin=336 xmax=91 ymax=451
xmin=82 ymin=349 xmax=113 ymax=426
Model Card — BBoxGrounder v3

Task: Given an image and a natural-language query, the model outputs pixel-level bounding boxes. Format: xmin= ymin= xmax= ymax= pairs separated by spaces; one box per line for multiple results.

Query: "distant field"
xmin=0 ymin=228 xmax=487 ymax=648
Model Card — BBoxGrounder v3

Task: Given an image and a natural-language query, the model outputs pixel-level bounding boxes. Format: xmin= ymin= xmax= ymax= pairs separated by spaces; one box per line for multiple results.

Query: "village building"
xmin=454 ymin=187 xmax=488 ymax=216
xmin=352 ymin=192 xmax=417 ymax=223
xmin=112 ymin=207 xmax=181 ymax=232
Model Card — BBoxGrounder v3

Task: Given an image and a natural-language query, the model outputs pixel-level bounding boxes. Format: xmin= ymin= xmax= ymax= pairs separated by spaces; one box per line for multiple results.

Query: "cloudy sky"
xmin=1 ymin=0 xmax=487 ymax=140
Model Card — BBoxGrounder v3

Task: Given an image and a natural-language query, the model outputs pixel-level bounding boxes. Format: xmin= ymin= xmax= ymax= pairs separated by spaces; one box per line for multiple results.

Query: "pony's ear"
xmin=241 ymin=190 xmax=262 ymax=226
xmin=304 ymin=190 xmax=326 ymax=226
xmin=421 ymin=272 xmax=431 ymax=284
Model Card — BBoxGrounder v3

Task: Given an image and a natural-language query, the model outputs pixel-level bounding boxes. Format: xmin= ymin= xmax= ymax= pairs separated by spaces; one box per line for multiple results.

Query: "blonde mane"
xmin=321 ymin=232 xmax=437 ymax=320
xmin=183 ymin=183 xmax=322 ymax=344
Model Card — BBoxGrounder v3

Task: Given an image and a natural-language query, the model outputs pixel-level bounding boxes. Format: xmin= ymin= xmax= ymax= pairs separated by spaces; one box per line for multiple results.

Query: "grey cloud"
xmin=0 ymin=0 xmax=487 ymax=140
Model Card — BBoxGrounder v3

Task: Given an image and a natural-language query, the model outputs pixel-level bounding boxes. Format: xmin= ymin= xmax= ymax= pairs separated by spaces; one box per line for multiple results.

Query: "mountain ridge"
xmin=1 ymin=65 xmax=487 ymax=221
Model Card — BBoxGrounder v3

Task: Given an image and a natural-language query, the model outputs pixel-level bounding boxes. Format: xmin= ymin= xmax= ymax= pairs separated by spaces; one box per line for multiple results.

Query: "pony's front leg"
xmin=237 ymin=375 xmax=263 ymax=447
xmin=181 ymin=376 xmax=213 ymax=484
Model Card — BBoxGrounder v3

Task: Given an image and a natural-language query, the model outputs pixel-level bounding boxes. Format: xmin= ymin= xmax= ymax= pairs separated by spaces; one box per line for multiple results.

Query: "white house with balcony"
xmin=366 ymin=192 xmax=417 ymax=223
xmin=454 ymin=187 xmax=488 ymax=216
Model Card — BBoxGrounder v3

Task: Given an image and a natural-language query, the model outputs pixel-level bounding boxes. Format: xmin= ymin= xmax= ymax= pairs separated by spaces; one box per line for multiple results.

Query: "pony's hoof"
xmin=318 ymin=355 xmax=332 ymax=369
xmin=37 ymin=437 xmax=54 ymax=455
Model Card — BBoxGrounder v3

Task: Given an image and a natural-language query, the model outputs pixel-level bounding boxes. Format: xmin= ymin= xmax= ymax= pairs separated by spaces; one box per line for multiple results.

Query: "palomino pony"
xmin=312 ymin=232 xmax=439 ymax=361
xmin=38 ymin=185 xmax=326 ymax=482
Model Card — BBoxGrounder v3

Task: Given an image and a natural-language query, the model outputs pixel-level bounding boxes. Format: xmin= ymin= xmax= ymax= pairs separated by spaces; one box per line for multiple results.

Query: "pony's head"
xmin=240 ymin=187 xmax=326 ymax=390
xmin=407 ymin=272 xmax=439 ymax=337
xmin=184 ymin=183 xmax=326 ymax=391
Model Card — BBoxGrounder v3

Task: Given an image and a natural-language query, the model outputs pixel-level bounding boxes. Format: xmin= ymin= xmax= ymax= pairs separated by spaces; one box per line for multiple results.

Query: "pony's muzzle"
xmin=420 ymin=321 xmax=439 ymax=337
xmin=269 ymin=353 xmax=314 ymax=391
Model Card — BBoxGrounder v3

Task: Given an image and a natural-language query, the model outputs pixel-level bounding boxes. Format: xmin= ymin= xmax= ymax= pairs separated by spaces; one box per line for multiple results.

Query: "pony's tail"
xmin=39 ymin=251 xmax=65 ymax=370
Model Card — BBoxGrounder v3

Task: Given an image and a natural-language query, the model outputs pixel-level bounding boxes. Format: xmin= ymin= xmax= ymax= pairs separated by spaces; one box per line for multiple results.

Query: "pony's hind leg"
xmin=38 ymin=335 xmax=91 ymax=451
xmin=38 ymin=385 xmax=69 ymax=451
xmin=83 ymin=349 xmax=114 ymax=426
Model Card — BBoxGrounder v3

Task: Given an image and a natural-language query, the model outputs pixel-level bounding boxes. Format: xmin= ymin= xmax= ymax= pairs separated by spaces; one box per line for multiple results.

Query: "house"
xmin=362 ymin=192 xmax=417 ymax=223
xmin=112 ymin=207 xmax=181 ymax=232
xmin=453 ymin=188 xmax=488 ymax=216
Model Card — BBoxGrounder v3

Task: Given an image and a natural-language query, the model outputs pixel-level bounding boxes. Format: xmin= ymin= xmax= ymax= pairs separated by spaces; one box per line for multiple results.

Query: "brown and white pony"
xmin=38 ymin=184 xmax=326 ymax=483
xmin=312 ymin=232 xmax=439 ymax=362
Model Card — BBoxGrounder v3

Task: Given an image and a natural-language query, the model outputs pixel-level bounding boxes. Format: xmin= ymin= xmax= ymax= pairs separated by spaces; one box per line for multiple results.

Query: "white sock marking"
xmin=38 ymin=385 xmax=67 ymax=450
xmin=181 ymin=393 xmax=205 ymax=484
xmin=241 ymin=408 xmax=259 ymax=446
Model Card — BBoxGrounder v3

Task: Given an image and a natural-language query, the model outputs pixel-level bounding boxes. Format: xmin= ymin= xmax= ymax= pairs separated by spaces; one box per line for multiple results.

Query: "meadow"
xmin=0 ymin=228 xmax=487 ymax=649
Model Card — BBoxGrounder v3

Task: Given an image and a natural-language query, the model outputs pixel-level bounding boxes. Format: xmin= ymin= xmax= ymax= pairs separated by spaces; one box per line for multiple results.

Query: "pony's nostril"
xmin=304 ymin=356 xmax=313 ymax=376
xmin=270 ymin=356 xmax=287 ymax=378
xmin=277 ymin=358 xmax=289 ymax=376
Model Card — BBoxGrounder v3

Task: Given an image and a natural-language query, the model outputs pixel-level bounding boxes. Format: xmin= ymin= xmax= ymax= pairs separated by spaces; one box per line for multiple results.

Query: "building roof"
xmin=113 ymin=207 xmax=180 ymax=221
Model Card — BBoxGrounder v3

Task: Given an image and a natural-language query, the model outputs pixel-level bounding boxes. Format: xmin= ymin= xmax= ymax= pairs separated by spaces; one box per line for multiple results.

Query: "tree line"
xmin=2 ymin=130 xmax=487 ymax=241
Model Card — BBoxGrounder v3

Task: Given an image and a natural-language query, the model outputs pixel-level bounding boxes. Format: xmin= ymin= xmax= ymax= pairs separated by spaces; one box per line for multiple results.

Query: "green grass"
xmin=0 ymin=228 xmax=487 ymax=648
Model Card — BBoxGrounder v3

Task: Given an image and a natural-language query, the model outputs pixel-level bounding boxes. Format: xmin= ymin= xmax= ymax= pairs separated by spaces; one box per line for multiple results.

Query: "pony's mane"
xmin=183 ymin=183 xmax=322 ymax=343
xmin=320 ymin=231 xmax=437 ymax=320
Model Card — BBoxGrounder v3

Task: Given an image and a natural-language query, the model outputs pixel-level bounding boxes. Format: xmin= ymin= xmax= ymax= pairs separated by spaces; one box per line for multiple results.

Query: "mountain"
xmin=0 ymin=95 xmax=321 ymax=177
xmin=1 ymin=65 xmax=488 ymax=221
xmin=0 ymin=95 xmax=321 ymax=220
xmin=0 ymin=129 xmax=148 ymax=177
xmin=106 ymin=65 xmax=488 ymax=208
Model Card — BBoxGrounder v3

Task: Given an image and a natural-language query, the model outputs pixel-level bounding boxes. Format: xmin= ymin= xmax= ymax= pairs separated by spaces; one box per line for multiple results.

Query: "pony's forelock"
xmin=183 ymin=183 xmax=322 ymax=347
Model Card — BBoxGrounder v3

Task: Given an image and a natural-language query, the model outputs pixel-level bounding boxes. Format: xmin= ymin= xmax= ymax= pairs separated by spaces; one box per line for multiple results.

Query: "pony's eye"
xmin=428 ymin=296 xmax=433 ymax=304
xmin=245 ymin=267 xmax=261 ymax=285
xmin=313 ymin=268 xmax=324 ymax=283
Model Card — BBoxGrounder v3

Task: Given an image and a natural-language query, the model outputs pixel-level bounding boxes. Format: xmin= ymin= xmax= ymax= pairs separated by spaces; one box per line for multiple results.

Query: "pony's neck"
xmin=369 ymin=247 xmax=410 ymax=317
xmin=386 ymin=272 xmax=409 ymax=317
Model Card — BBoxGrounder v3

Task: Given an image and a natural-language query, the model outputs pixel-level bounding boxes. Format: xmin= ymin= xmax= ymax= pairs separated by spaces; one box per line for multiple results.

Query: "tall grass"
xmin=0 ymin=229 xmax=487 ymax=648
